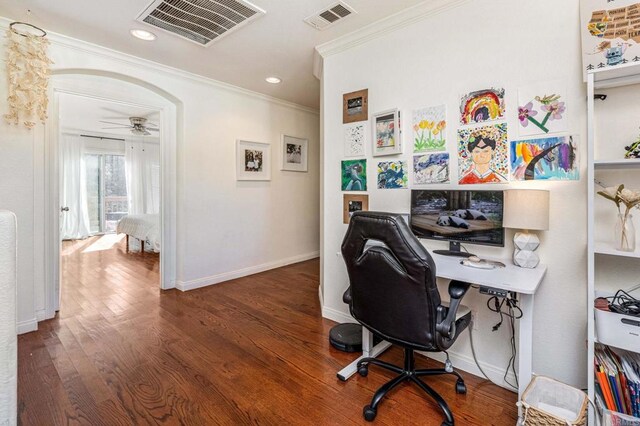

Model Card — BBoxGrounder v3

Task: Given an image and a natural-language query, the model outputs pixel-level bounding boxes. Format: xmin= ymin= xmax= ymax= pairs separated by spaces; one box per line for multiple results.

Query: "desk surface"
xmin=432 ymin=254 xmax=546 ymax=295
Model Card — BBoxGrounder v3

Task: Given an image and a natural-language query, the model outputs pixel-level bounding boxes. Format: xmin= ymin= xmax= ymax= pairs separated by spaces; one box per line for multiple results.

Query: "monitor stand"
xmin=433 ymin=241 xmax=475 ymax=258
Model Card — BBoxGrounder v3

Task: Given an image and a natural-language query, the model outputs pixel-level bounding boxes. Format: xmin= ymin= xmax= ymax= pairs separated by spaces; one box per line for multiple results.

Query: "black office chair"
xmin=341 ymin=211 xmax=471 ymax=425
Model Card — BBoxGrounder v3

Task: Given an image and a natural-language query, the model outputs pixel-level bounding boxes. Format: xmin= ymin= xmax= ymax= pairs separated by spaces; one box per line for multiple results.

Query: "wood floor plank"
xmin=18 ymin=236 xmax=518 ymax=425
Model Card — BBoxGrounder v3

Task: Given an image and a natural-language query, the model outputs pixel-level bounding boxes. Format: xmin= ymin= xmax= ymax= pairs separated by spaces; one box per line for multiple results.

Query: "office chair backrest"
xmin=341 ymin=211 xmax=441 ymax=349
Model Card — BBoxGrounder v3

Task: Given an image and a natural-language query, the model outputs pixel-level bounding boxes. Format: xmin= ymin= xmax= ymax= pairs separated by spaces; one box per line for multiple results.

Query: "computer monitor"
xmin=410 ymin=189 xmax=505 ymax=257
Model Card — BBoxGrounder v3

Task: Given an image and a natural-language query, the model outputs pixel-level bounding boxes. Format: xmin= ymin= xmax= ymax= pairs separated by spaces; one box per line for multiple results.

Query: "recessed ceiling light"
xmin=265 ymin=77 xmax=282 ymax=84
xmin=130 ymin=29 xmax=157 ymax=41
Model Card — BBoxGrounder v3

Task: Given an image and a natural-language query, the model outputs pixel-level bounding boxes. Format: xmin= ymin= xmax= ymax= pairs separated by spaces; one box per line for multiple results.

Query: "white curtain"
xmin=60 ymin=133 xmax=91 ymax=240
xmin=125 ymin=140 xmax=160 ymax=215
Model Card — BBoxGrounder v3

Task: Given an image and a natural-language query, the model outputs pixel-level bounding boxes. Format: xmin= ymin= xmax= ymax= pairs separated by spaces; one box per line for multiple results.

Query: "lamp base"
xmin=513 ymin=232 xmax=541 ymax=268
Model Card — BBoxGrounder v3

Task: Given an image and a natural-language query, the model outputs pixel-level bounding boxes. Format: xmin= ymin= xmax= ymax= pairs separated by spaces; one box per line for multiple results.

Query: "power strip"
xmin=479 ymin=286 xmax=509 ymax=298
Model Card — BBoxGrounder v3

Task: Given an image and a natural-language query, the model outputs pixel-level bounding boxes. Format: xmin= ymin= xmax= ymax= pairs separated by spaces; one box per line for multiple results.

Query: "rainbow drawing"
xmin=460 ymin=88 xmax=505 ymax=125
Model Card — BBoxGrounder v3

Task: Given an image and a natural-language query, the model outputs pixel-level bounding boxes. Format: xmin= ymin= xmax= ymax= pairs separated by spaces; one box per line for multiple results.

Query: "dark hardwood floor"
xmin=18 ymin=236 xmax=518 ymax=425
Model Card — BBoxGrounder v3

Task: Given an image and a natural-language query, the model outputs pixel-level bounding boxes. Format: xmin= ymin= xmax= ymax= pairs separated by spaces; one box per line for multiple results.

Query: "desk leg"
xmin=337 ymin=328 xmax=392 ymax=381
xmin=518 ymin=294 xmax=534 ymax=410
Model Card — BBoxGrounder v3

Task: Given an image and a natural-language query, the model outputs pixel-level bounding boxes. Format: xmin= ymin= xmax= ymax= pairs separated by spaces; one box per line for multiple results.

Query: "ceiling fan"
xmin=100 ymin=116 xmax=159 ymax=136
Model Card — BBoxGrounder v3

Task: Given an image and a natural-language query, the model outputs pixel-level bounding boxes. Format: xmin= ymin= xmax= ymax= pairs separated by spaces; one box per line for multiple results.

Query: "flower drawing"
xmin=518 ymin=93 xmax=565 ymax=134
xmin=413 ymin=112 xmax=446 ymax=153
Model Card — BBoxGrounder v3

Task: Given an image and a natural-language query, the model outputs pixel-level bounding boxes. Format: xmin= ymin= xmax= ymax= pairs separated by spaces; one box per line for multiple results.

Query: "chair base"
xmin=357 ymin=348 xmax=466 ymax=425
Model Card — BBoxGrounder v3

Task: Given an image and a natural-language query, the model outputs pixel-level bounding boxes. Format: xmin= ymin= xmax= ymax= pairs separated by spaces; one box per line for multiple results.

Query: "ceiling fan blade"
xmin=143 ymin=130 xmax=152 ymax=136
xmin=145 ymin=123 xmax=159 ymax=128
xmin=99 ymin=120 xmax=131 ymax=127
xmin=146 ymin=127 xmax=160 ymax=132
xmin=101 ymin=126 xmax=131 ymax=129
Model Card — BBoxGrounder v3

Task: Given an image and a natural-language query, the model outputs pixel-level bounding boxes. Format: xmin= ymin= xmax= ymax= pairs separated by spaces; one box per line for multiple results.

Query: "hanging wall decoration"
xmin=412 ymin=105 xmax=447 ymax=152
xmin=510 ymin=136 xmax=579 ymax=181
xmin=4 ymin=21 xmax=52 ymax=129
xmin=459 ymin=88 xmax=505 ymax=125
xmin=517 ymin=81 xmax=568 ymax=136
xmin=580 ymin=1 xmax=640 ymax=77
xmin=457 ymin=123 xmax=509 ymax=184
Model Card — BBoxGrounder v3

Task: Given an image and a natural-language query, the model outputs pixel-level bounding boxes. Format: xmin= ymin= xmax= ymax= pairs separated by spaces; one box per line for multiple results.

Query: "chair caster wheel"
xmin=455 ymin=379 xmax=467 ymax=394
xmin=358 ymin=365 xmax=369 ymax=377
xmin=363 ymin=405 xmax=377 ymax=422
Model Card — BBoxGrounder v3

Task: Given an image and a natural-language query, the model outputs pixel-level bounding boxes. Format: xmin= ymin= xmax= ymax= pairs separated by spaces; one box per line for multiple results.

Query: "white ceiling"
xmin=59 ymin=93 xmax=160 ymax=137
xmin=0 ymin=0 xmax=427 ymax=108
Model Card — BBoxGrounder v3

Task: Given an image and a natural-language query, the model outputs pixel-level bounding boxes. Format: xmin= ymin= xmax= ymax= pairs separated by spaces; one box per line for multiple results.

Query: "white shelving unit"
xmin=587 ymin=65 xmax=640 ymax=425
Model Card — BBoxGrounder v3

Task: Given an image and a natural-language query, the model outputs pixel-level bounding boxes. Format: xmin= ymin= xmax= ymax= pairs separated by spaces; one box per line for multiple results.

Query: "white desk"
xmin=336 ymin=253 xmax=547 ymax=400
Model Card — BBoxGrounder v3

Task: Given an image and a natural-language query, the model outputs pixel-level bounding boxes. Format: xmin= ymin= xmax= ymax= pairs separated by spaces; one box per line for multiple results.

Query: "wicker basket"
xmin=518 ymin=376 xmax=588 ymax=426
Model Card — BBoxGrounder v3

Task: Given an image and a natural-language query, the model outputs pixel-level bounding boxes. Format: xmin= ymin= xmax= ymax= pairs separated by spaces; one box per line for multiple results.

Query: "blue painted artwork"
xmin=413 ymin=153 xmax=450 ymax=184
xmin=510 ymin=135 xmax=579 ymax=181
xmin=377 ymin=161 xmax=408 ymax=189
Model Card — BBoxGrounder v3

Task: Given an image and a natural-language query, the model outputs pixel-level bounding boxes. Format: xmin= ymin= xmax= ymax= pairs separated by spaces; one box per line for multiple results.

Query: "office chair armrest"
xmin=436 ymin=280 xmax=471 ymax=339
xmin=343 ymin=287 xmax=352 ymax=304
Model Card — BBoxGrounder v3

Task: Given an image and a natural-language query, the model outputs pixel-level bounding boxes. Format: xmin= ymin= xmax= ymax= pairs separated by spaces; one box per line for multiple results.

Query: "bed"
xmin=116 ymin=214 xmax=160 ymax=253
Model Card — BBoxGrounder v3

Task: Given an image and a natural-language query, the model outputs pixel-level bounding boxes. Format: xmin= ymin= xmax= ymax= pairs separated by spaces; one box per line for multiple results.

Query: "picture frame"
xmin=236 ymin=140 xmax=271 ymax=181
xmin=343 ymin=194 xmax=369 ymax=224
xmin=281 ymin=135 xmax=308 ymax=172
xmin=372 ymin=108 xmax=402 ymax=157
xmin=343 ymin=89 xmax=368 ymax=124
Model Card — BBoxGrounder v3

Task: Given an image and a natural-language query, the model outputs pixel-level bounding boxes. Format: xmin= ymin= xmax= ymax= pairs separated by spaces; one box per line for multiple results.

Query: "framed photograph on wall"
xmin=343 ymin=89 xmax=368 ymax=124
xmin=372 ymin=109 xmax=402 ymax=157
xmin=343 ymin=194 xmax=369 ymax=224
xmin=236 ymin=140 xmax=271 ymax=181
xmin=281 ymin=135 xmax=308 ymax=172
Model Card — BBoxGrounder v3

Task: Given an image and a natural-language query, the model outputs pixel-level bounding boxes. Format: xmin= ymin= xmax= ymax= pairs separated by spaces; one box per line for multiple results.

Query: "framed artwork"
xmin=457 ymin=123 xmax=509 ymax=185
xmin=343 ymin=89 xmax=368 ymax=124
xmin=236 ymin=140 xmax=271 ymax=181
xmin=510 ymin=135 xmax=579 ymax=181
xmin=341 ymin=159 xmax=367 ymax=191
xmin=343 ymin=194 xmax=369 ymax=224
xmin=372 ymin=109 xmax=402 ymax=157
xmin=518 ymin=81 xmax=568 ymax=137
xmin=459 ymin=88 xmax=505 ymax=125
xmin=344 ymin=123 xmax=366 ymax=157
xmin=413 ymin=153 xmax=450 ymax=185
xmin=377 ymin=161 xmax=408 ymax=189
xmin=281 ymin=135 xmax=308 ymax=172
xmin=580 ymin=1 xmax=640 ymax=78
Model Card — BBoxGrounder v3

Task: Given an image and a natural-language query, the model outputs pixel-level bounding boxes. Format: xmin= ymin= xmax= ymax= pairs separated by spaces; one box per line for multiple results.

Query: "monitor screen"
xmin=410 ymin=190 xmax=504 ymax=247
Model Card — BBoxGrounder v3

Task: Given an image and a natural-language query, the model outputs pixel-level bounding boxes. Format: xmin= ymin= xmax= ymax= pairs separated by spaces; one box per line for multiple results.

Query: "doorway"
xmin=44 ymin=72 xmax=179 ymax=318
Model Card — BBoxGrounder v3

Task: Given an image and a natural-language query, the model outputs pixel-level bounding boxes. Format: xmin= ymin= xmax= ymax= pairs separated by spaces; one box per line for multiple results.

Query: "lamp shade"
xmin=503 ymin=189 xmax=550 ymax=231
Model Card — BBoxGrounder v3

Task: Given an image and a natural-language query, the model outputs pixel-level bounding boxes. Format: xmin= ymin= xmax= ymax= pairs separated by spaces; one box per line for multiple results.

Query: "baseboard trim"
xmin=421 ymin=349 xmax=517 ymax=393
xmin=321 ymin=305 xmax=355 ymax=324
xmin=176 ymin=251 xmax=320 ymax=292
xmin=35 ymin=309 xmax=47 ymax=322
xmin=17 ymin=318 xmax=38 ymax=335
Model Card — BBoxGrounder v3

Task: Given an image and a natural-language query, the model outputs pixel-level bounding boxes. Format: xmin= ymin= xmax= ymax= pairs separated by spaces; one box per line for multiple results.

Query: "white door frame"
xmin=44 ymin=72 xmax=179 ymax=318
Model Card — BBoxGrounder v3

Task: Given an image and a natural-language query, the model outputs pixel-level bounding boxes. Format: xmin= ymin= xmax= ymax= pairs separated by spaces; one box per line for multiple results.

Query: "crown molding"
xmin=315 ymin=0 xmax=473 ymax=58
xmin=0 ymin=16 xmax=319 ymax=115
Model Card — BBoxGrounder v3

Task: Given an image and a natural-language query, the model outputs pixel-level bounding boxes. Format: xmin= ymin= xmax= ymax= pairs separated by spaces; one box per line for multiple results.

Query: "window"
xmin=84 ymin=154 xmax=128 ymax=234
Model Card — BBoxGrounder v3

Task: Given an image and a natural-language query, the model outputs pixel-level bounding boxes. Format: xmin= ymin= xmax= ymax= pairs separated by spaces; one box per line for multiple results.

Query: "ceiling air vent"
xmin=137 ymin=0 xmax=265 ymax=47
xmin=304 ymin=1 xmax=356 ymax=31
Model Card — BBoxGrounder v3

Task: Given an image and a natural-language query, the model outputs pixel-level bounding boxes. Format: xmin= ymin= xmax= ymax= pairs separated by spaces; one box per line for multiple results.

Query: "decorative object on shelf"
xmin=4 ymin=19 xmax=52 ymax=129
xmin=517 ymin=80 xmax=568 ymax=136
xmin=457 ymin=123 xmax=508 ymax=184
xmin=372 ymin=109 xmax=402 ymax=156
xmin=459 ymin=87 xmax=505 ymax=125
xmin=580 ymin=1 xmax=640 ymax=77
xmin=597 ymin=184 xmax=640 ymax=252
xmin=343 ymin=194 xmax=368 ymax=224
xmin=413 ymin=153 xmax=449 ymax=185
xmin=412 ymin=105 xmax=446 ymax=152
xmin=510 ymin=135 xmax=579 ymax=181
xmin=236 ymin=140 xmax=271 ymax=181
xmin=624 ymin=129 xmax=640 ymax=159
xmin=343 ymin=122 xmax=366 ymax=157
xmin=377 ymin=160 xmax=408 ymax=189
xmin=341 ymin=159 xmax=367 ymax=191
xmin=503 ymin=189 xmax=550 ymax=268
xmin=281 ymin=135 xmax=308 ymax=172
xmin=343 ymin=89 xmax=368 ymax=124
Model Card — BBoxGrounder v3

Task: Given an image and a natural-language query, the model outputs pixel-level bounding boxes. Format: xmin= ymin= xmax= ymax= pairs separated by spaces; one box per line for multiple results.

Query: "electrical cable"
xmin=468 ymin=319 xmax=518 ymax=392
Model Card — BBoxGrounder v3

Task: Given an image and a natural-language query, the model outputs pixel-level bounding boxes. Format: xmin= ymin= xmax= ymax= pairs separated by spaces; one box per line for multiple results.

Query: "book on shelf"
xmin=595 ymin=344 xmax=640 ymax=418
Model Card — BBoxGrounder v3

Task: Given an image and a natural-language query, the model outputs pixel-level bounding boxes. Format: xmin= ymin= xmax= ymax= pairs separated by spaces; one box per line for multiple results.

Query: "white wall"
xmin=0 ymin=19 xmax=320 ymax=331
xmin=320 ymin=0 xmax=588 ymax=388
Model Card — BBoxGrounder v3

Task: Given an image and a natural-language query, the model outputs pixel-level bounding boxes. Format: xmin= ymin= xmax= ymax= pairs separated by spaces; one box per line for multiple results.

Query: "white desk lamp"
xmin=503 ymin=189 xmax=550 ymax=268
